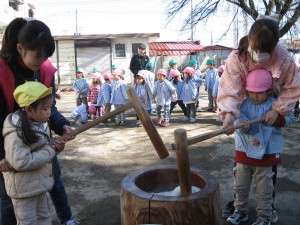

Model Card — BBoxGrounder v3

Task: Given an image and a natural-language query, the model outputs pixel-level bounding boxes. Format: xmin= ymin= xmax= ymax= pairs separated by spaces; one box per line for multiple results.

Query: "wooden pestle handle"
xmin=57 ymin=102 xmax=133 ymax=141
xmin=172 ymin=117 xmax=265 ymax=150
xmin=126 ymin=87 xmax=169 ymax=159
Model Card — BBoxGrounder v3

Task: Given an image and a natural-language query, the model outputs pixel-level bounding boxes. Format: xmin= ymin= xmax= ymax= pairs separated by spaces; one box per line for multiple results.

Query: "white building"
xmin=0 ymin=0 xmax=36 ymax=45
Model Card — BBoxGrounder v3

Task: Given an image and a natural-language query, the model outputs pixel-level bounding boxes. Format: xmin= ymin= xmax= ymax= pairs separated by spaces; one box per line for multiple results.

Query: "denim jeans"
xmin=0 ymin=156 xmax=72 ymax=225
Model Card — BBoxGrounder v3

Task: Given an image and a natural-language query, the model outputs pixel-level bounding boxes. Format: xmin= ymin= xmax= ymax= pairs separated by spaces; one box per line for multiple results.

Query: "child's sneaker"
xmin=190 ymin=117 xmax=197 ymax=123
xmin=222 ymin=200 xmax=235 ymax=218
xmin=182 ymin=116 xmax=189 ymax=122
xmin=115 ymin=121 xmax=120 ymax=126
xmin=136 ymin=120 xmax=142 ymax=127
xmin=120 ymin=121 xmax=126 ymax=126
xmin=251 ymin=217 xmax=270 ymax=225
xmin=156 ymin=116 xmax=164 ymax=125
xmin=227 ymin=211 xmax=248 ymax=225
xmin=196 ymin=107 xmax=202 ymax=112
xmin=270 ymin=209 xmax=278 ymax=223
xmin=65 ymin=218 xmax=80 ymax=225
xmin=162 ymin=122 xmax=169 ymax=127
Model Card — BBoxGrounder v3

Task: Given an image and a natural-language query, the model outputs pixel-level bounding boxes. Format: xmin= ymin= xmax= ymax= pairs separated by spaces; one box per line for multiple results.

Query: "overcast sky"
xmin=35 ymin=0 xmax=242 ymax=47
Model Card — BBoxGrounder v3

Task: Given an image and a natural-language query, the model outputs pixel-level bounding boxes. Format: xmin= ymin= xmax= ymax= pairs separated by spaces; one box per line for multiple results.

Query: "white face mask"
xmin=247 ymin=47 xmax=271 ymax=63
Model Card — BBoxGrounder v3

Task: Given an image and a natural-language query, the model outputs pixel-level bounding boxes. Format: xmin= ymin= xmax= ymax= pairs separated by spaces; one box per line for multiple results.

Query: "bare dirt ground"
xmin=52 ymin=87 xmax=300 ymax=225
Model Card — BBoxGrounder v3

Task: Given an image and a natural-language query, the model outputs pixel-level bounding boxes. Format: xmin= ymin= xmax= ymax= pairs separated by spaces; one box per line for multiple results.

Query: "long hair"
xmin=16 ymin=94 xmax=53 ymax=145
xmin=0 ymin=18 xmax=55 ymax=65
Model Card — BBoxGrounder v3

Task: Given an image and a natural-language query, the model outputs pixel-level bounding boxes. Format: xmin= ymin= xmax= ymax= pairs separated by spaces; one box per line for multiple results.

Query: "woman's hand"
xmin=265 ymin=109 xmax=279 ymax=125
xmin=222 ymin=112 xmax=235 ymax=135
xmin=0 ymin=159 xmax=14 ymax=172
xmin=63 ymin=125 xmax=76 ymax=142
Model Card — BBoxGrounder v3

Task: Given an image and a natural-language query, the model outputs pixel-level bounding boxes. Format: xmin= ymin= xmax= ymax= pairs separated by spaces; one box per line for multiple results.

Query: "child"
xmin=71 ymin=104 xmax=96 ymax=126
xmin=152 ymin=69 xmax=177 ymax=127
xmin=110 ymin=69 xmax=129 ymax=126
xmin=135 ymin=70 xmax=153 ymax=127
xmin=97 ymin=72 xmax=113 ymax=126
xmin=73 ymin=67 xmax=89 ymax=106
xmin=88 ymin=73 xmax=102 ymax=119
xmin=169 ymin=69 xmax=187 ymax=119
xmin=213 ymin=65 xmax=225 ymax=112
xmin=168 ymin=59 xmax=177 ymax=80
xmin=188 ymin=59 xmax=203 ymax=112
xmin=2 ymin=82 xmax=65 ymax=225
xmin=204 ymin=59 xmax=218 ymax=112
xmin=226 ymin=69 xmax=293 ymax=225
xmin=180 ymin=67 xmax=198 ymax=123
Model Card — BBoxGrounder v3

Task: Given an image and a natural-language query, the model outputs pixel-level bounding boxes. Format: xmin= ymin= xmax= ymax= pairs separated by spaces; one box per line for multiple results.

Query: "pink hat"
xmin=112 ymin=68 xmax=123 ymax=76
xmin=90 ymin=72 xmax=101 ymax=79
xmin=246 ymin=69 xmax=272 ymax=92
xmin=170 ymin=69 xmax=181 ymax=78
xmin=88 ymin=104 xmax=96 ymax=115
xmin=103 ymin=72 xmax=112 ymax=79
xmin=183 ymin=67 xmax=195 ymax=75
xmin=157 ymin=69 xmax=167 ymax=76
xmin=137 ymin=70 xmax=147 ymax=79
xmin=217 ymin=65 xmax=225 ymax=73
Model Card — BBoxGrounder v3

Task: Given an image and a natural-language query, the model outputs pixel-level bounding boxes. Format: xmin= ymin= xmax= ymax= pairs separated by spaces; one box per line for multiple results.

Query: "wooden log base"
xmin=121 ymin=165 xmax=222 ymax=225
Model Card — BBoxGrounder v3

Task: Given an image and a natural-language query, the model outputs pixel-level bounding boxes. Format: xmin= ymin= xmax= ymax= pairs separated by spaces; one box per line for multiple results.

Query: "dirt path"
xmin=52 ymin=89 xmax=300 ymax=225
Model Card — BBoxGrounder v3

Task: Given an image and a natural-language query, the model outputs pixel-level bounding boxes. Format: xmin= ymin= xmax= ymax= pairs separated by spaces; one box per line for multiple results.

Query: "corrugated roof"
xmin=149 ymin=41 xmax=204 ymax=56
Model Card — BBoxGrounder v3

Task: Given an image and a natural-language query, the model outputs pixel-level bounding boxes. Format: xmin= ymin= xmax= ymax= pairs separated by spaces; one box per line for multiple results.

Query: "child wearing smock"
xmin=152 ymin=69 xmax=177 ymax=127
xmin=180 ymin=67 xmax=198 ymax=123
xmin=169 ymin=69 xmax=187 ymax=118
xmin=2 ymin=82 xmax=65 ymax=225
xmin=188 ymin=59 xmax=203 ymax=112
xmin=205 ymin=59 xmax=218 ymax=111
xmin=97 ymin=72 xmax=113 ymax=125
xmin=226 ymin=69 xmax=294 ymax=225
xmin=110 ymin=69 xmax=128 ymax=126
xmin=73 ymin=67 xmax=89 ymax=106
xmin=71 ymin=104 xmax=95 ymax=126
xmin=134 ymin=70 xmax=153 ymax=127
xmin=88 ymin=72 xmax=102 ymax=119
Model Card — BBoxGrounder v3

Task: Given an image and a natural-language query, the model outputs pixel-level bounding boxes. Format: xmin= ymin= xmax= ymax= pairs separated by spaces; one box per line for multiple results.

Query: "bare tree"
xmin=165 ymin=0 xmax=300 ymax=39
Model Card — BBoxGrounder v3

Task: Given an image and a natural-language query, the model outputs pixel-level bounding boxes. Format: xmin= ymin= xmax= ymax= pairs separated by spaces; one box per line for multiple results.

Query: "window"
xmin=115 ymin=44 xmax=126 ymax=57
xmin=132 ymin=43 xmax=143 ymax=55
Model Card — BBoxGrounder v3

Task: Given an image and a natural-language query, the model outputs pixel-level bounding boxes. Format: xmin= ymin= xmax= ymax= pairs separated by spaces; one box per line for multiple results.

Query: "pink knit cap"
xmin=170 ymin=69 xmax=181 ymax=78
xmin=157 ymin=69 xmax=167 ymax=76
xmin=183 ymin=67 xmax=195 ymax=75
xmin=246 ymin=69 xmax=272 ymax=92
xmin=103 ymin=72 xmax=112 ymax=79
xmin=137 ymin=70 xmax=147 ymax=79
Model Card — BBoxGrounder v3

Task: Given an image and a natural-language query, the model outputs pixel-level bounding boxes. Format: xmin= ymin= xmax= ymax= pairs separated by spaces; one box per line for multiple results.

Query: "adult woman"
xmin=218 ymin=15 xmax=299 ymax=133
xmin=217 ymin=15 xmax=300 ymax=224
xmin=0 ymin=18 xmax=79 ymax=225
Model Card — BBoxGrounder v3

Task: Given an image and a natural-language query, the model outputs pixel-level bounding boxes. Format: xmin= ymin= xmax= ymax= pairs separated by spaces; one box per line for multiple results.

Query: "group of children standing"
xmin=70 ymin=58 xmax=225 ymax=128
xmin=71 ymin=66 xmax=129 ymax=126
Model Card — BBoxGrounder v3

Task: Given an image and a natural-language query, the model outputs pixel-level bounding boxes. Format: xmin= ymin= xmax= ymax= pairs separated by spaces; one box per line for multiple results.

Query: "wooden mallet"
xmin=57 ymin=87 xmax=169 ymax=159
xmin=172 ymin=117 xmax=265 ymax=196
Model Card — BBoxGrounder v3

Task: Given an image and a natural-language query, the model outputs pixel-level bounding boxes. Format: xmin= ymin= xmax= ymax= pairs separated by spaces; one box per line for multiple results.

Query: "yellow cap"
xmin=13 ymin=82 xmax=53 ymax=107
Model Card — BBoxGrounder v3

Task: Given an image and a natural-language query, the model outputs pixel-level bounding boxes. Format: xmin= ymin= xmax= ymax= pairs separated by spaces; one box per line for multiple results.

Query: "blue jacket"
xmin=135 ymin=82 xmax=152 ymax=110
xmin=180 ymin=78 xmax=197 ymax=104
xmin=205 ymin=68 xmax=218 ymax=89
xmin=170 ymin=78 xmax=184 ymax=101
xmin=234 ymin=96 xmax=294 ymax=159
xmin=97 ymin=82 xmax=112 ymax=106
xmin=153 ymin=79 xmax=176 ymax=105
xmin=110 ymin=79 xmax=128 ymax=104
xmin=73 ymin=78 xmax=89 ymax=98
xmin=71 ymin=104 xmax=89 ymax=123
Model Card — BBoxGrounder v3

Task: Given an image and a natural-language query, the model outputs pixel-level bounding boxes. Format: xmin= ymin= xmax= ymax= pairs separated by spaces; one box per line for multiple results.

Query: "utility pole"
xmin=191 ymin=0 xmax=193 ymax=42
xmin=75 ymin=9 xmax=78 ymax=35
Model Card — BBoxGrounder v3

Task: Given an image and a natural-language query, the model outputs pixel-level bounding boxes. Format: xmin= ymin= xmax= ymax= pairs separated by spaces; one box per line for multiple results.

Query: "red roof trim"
xmin=149 ymin=41 xmax=204 ymax=56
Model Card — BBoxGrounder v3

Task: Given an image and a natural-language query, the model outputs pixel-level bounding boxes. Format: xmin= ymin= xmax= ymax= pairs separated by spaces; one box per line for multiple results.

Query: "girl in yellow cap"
xmin=2 ymin=82 xmax=66 ymax=225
